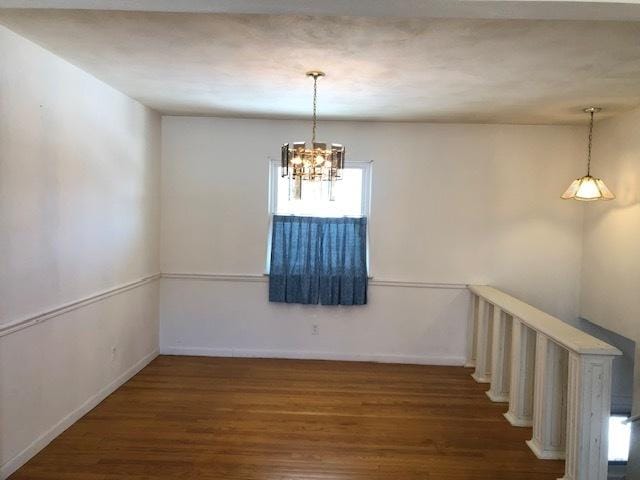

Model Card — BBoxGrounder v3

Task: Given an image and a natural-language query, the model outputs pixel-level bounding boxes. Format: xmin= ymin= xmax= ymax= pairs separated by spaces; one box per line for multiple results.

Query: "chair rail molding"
xmin=160 ymin=272 xmax=468 ymax=290
xmin=1 ymin=272 xmax=468 ymax=339
xmin=468 ymin=285 xmax=621 ymax=480
xmin=0 ymin=273 xmax=161 ymax=338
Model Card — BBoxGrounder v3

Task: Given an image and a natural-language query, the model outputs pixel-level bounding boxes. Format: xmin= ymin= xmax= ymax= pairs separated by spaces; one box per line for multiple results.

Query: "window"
xmin=266 ymin=160 xmax=372 ymax=305
xmin=608 ymin=415 xmax=631 ymax=463
xmin=269 ymin=160 xmax=371 ymax=218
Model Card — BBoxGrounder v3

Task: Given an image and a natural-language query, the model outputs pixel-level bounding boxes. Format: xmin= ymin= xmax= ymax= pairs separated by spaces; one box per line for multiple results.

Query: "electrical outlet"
xmin=312 ymin=324 xmax=319 ymax=336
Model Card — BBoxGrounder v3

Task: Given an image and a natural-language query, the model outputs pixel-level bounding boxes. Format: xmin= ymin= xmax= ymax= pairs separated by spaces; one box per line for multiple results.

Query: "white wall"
xmin=579 ymin=105 xmax=640 ymax=409
xmin=160 ymin=278 xmax=470 ymax=364
xmin=160 ymin=116 xmax=586 ymax=362
xmin=578 ymin=104 xmax=640 ymax=476
xmin=0 ymin=26 xmax=161 ymax=478
xmin=580 ymin=106 xmax=640 ymax=359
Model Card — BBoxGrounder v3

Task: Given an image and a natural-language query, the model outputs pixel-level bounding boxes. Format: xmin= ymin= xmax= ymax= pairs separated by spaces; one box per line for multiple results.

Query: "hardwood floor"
xmin=10 ymin=356 xmax=564 ymax=479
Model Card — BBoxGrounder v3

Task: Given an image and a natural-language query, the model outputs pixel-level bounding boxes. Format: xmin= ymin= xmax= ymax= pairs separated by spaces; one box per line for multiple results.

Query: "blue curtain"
xmin=269 ymin=216 xmax=368 ymax=305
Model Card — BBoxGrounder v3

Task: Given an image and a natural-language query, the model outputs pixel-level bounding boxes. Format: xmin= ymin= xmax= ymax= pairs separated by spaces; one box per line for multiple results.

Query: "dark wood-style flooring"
xmin=10 ymin=356 xmax=564 ymax=479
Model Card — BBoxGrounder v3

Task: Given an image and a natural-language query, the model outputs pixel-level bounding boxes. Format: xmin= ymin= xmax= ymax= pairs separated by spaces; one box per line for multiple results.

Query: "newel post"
xmin=560 ymin=352 xmax=614 ymax=480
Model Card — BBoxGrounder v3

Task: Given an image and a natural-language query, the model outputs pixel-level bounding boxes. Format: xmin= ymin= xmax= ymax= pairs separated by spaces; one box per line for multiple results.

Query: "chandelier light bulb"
xmin=576 ymin=177 xmax=600 ymax=199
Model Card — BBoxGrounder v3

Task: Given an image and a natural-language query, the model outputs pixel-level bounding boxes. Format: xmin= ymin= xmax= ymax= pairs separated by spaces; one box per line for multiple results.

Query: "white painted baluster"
xmin=472 ymin=298 xmax=492 ymax=383
xmin=504 ymin=318 xmax=536 ymax=427
xmin=560 ymin=353 xmax=614 ymax=480
xmin=527 ymin=334 xmax=569 ymax=460
xmin=487 ymin=306 xmax=511 ymax=402
xmin=465 ymin=294 xmax=478 ymax=368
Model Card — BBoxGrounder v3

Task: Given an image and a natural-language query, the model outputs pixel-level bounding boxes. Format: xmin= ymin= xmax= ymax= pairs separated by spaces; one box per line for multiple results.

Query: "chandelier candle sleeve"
xmin=281 ymin=71 xmax=345 ymax=200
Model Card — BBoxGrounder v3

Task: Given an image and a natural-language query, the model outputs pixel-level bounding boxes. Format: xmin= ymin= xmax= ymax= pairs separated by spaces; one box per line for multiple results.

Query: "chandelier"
xmin=281 ymin=71 xmax=345 ymax=200
xmin=561 ymin=107 xmax=615 ymax=201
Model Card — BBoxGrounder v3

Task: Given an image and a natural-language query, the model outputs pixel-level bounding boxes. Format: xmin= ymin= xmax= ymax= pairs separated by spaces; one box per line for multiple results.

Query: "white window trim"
xmin=265 ymin=158 xmax=373 ymax=275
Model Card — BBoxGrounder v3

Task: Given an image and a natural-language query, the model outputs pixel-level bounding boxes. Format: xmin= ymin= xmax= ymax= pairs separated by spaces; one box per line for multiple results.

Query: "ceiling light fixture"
xmin=561 ymin=107 xmax=615 ymax=201
xmin=281 ymin=71 xmax=345 ymax=200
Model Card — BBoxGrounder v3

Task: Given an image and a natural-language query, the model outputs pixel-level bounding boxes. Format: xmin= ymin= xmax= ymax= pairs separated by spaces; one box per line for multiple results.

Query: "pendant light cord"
xmin=312 ymin=75 xmax=318 ymax=144
xmin=587 ymin=109 xmax=594 ymax=176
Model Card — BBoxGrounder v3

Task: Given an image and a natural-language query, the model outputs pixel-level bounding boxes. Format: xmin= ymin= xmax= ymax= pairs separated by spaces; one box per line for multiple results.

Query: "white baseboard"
xmin=161 ymin=346 xmax=465 ymax=366
xmin=1 ymin=349 xmax=159 ymax=480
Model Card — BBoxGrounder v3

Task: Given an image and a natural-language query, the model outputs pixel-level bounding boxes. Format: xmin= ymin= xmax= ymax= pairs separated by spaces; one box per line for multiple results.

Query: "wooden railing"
xmin=467 ymin=286 xmax=622 ymax=480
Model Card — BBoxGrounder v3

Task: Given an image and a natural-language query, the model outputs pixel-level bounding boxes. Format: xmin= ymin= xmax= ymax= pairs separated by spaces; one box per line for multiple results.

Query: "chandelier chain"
xmin=587 ymin=109 xmax=594 ymax=176
xmin=312 ymin=75 xmax=318 ymax=144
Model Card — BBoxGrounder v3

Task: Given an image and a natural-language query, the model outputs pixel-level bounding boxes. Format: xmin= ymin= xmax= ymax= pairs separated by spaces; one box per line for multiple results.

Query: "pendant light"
xmin=281 ymin=71 xmax=345 ymax=200
xmin=561 ymin=107 xmax=615 ymax=201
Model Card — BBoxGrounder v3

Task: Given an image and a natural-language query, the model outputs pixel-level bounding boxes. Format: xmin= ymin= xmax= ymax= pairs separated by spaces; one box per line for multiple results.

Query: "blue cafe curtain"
xmin=269 ymin=216 xmax=368 ymax=305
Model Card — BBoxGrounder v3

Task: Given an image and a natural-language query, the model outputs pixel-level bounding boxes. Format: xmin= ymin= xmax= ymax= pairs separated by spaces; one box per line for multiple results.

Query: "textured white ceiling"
xmin=1 ymin=8 xmax=640 ymax=124
xmin=4 ymin=0 xmax=640 ymax=21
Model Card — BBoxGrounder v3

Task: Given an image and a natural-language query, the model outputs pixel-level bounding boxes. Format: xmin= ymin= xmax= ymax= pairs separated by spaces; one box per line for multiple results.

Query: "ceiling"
xmin=4 ymin=0 xmax=640 ymax=21
xmin=1 ymin=4 xmax=640 ymax=124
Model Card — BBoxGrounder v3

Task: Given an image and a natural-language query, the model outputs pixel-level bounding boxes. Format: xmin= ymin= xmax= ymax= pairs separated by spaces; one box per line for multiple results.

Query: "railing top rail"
xmin=470 ymin=285 xmax=621 ymax=356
